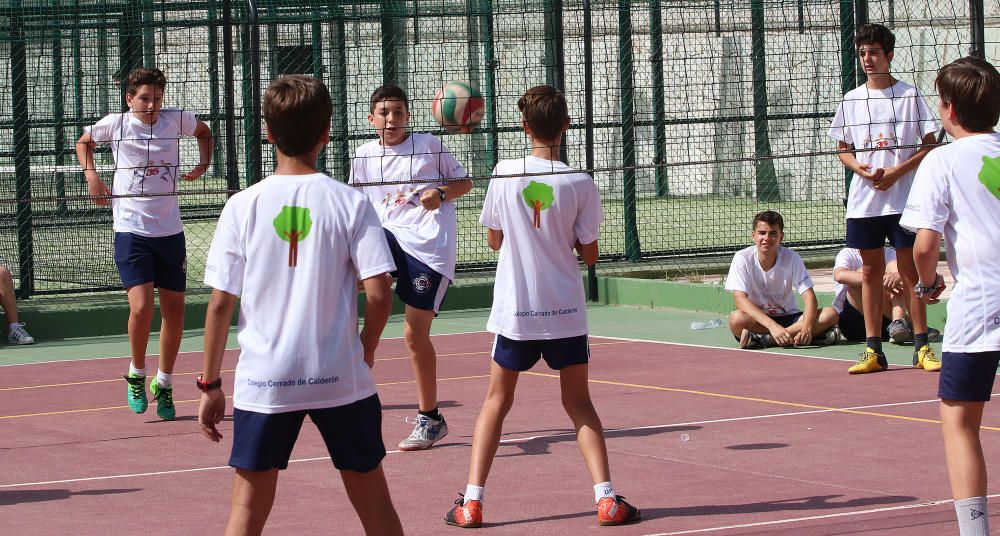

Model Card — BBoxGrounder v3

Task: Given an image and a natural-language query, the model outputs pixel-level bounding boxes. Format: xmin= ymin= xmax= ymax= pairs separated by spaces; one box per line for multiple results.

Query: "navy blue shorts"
xmin=846 ymin=214 xmax=916 ymax=250
xmin=492 ymin=334 xmax=590 ymax=372
xmin=383 ymin=229 xmax=449 ymax=313
xmin=771 ymin=312 xmax=803 ymax=328
xmin=229 ymin=394 xmax=386 ymax=472
xmin=113 ymin=232 xmax=186 ymax=291
xmin=838 ymin=301 xmax=891 ymax=342
xmin=938 ymin=352 xmax=1000 ymax=402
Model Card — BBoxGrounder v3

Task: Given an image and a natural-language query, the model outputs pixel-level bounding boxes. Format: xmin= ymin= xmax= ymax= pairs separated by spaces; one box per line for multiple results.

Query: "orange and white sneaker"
xmin=597 ymin=495 xmax=641 ymax=526
xmin=445 ymin=496 xmax=483 ymax=528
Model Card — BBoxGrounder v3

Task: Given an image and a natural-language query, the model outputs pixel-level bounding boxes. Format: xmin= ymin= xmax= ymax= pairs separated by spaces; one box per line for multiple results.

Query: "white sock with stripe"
xmin=463 ymin=484 xmax=483 ymax=504
xmin=594 ymin=481 xmax=615 ymax=503
xmin=954 ymin=496 xmax=989 ymax=536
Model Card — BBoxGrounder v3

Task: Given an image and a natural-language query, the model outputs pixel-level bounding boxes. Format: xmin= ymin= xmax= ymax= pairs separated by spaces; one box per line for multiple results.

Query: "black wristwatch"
xmin=435 ymin=187 xmax=446 ymax=202
xmin=196 ymin=374 xmax=222 ymax=391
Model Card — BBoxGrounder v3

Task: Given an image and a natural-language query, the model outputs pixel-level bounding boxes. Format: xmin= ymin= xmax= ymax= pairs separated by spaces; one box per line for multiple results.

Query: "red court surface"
xmin=2 ymin=332 xmax=998 ymax=535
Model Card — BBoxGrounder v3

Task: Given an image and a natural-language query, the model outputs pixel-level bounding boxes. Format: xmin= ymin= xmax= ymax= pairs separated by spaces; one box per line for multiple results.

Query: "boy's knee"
xmin=728 ymin=311 xmax=748 ymax=330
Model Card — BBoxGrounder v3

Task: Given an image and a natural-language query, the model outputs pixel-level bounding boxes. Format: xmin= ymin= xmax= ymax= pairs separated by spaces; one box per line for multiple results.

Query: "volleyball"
xmin=431 ymin=81 xmax=485 ymax=134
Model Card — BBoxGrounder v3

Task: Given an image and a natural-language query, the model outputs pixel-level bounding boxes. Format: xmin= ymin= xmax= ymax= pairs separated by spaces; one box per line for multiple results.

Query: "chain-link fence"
xmin=0 ymin=0 xmax=997 ymax=301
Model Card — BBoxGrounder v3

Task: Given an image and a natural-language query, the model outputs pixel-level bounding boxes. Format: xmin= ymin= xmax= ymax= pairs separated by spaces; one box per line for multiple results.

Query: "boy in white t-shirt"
xmin=832 ymin=247 xmax=940 ymax=347
xmin=197 ymin=75 xmax=403 ymax=535
xmin=444 ymin=85 xmax=639 ymax=529
xmin=725 ymin=211 xmax=840 ymax=350
xmin=75 ymin=67 xmax=213 ymax=420
xmin=901 ymin=56 xmax=1000 ymax=536
xmin=828 ymin=23 xmax=940 ymax=374
xmin=350 ymin=85 xmax=473 ymax=451
xmin=0 ymin=264 xmax=34 ymax=345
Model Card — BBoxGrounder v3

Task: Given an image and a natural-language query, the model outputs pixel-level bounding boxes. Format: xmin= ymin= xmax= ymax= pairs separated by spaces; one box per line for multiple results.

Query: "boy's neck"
xmin=756 ymin=247 xmax=779 ymax=270
xmin=530 ymin=138 xmax=562 ymax=161
xmin=379 ymin=132 xmax=410 ymax=147
xmin=865 ymin=74 xmax=897 ymax=90
xmin=273 ymin=152 xmax=320 ymax=176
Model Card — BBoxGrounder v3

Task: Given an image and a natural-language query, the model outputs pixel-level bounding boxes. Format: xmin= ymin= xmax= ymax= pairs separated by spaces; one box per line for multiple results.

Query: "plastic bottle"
xmin=690 ymin=318 xmax=724 ymax=330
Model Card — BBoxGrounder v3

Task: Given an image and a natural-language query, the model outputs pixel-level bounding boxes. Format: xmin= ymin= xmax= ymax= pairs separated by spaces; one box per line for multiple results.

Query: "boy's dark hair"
xmin=369 ymin=84 xmax=409 ymax=113
xmin=936 ymin=56 xmax=1000 ymax=132
xmin=126 ymin=67 xmax=167 ymax=95
xmin=855 ymin=23 xmax=895 ymax=55
xmin=263 ymin=75 xmax=332 ymax=156
xmin=752 ymin=210 xmax=784 ymax=232
xmin=518 ymin=85 xmax=568 ymax=141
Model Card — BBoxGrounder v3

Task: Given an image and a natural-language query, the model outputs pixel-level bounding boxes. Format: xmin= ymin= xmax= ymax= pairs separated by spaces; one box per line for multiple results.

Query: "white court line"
xmin=0 ymin=394 xmax=968 ymax=490
xmin=643 ymin=495 xmax=999 ymax=535
xmin=0 ymin=330 xmax=491 ymax=368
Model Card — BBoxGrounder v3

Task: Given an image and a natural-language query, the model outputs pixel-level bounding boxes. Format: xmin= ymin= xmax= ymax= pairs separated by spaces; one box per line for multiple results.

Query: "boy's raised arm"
xmin=75 ymin=132 xmax=111 ymax=206
xmin=184 ymin=120 xmax=214 ymax=181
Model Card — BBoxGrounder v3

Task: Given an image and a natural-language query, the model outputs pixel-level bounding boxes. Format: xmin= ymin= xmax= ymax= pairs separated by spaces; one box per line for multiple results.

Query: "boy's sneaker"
xmin=444 ymin=496 xmax=483 ymax=528
xmin=913 ymin=344 xmax=942 ymax=372
xmin=927 ymin=327 xmax=941 ymax=342
xmin=124 ymin=373 xmax=148 ymax=414
xmin=815 ymin=327 xmax=841 ymax=346
xmin=149 ymin=380 xmax=176 ymax=421
xmin=848 ymin=347 xmax=888 ymax=374
xmin=597 ymin=496 xmax=641 ymax=526
xmin=739 ymin=329 xmax=772 ymax=350
xmin=888 ymin=319 xmax=910 ymax=345
xmin=7 ymin=322 xmax=34 ymax=345
xmin=398 ymin=413 xmax=449 ymax=451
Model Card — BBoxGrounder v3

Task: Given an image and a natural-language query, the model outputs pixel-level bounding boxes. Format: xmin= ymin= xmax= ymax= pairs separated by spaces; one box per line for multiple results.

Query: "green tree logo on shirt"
xmin=273 ymin=206 xmax=312 ymax=267
xmin=980 ymin=155 xmax=1000 ymax=201
xmin=521 ymin=181 xmax=555 ymax=228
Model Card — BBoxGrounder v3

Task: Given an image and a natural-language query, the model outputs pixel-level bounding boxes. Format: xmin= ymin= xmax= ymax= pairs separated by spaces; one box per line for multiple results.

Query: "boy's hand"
xmin=86 ymin=176 xmax=112 ymax=206
xmin=882 ymin=271 xmax=903 ymax=295
xmin=184 ymin=163 xmax=209 ymax=181
xmin=856 ymin=163 xmax=885 ymax=182
xmin=793 ymin=330 xmax=813 ymax=347
xmin=872 ymin=165 xmax=903 ymax=191
xmin=419 ymin=188 xmax=443 ymax=211
xmin=198 ymin=388 xmax=226 ymax=442
xmin=768 ymin=325 xmax=793 ymax=347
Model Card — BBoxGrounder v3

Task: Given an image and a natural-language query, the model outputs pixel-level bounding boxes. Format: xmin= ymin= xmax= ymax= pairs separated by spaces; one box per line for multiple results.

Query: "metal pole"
xmin=854 ymin=0 xmax=868 ymax=86
xmin=222 ymin=0 xmax=239 ymax=194
xmin=649 ymin=0 xmax=668 ymax=197
xmin=208 ymin=0 xmax=224 ymax=179
xmin=52 ymin=9 xmax=68 ymax=216
xmin=246 ymin=0 xmax=262 ymax=185
xmin=480 ymin=0 xmax=498 ymax=172
xmin=839 ymin=0 xmax=857 ymax=199
xmin=380 ymin=0 xmax=403 ymax=85
xmin=970 ymin=0 xmax=985 ymax=58
xmin=11 ymin=0 xmax=35 ymax=298
xmin=312 ymin=12 xmax=326 ymax=172
xmin=750 ymin=0 xmax=779 ymax=201
xmin=618 ymin=0 xmax=640 ymax=261
xmin=142 ymin=0 xmax=155 ymax=66
xmin=543 ymin=0 xmax=567 ymax=163
xmin=583 ymin=0 xmax=597 ymax=301
xmin=330 ymin=8 xmax=351 ymax=182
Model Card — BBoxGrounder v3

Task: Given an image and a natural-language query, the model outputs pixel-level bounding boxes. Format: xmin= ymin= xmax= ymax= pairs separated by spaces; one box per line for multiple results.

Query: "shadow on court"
xmin=496 ymin=425 xmax=703 ymax=458
xmin=637 ymin=494 xmax=920 ymax=520
xmin=0 ymin=488 xmax=141 ymax=506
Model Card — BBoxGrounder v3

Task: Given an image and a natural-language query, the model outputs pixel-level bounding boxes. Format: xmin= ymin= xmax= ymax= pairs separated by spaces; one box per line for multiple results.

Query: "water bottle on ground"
xmin=690 ymin=318 xmax=724 ymax=330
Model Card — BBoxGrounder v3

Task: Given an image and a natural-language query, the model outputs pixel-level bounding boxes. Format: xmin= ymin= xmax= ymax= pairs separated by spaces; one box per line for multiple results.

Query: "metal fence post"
xmin=11 ymin=1 xmax=35 ymax=298
xmin=381 ymin=0 xmax=405 ymax=85
xmin=222 ymin=0 xmax=240 ymax=194
xmin=649 ymin=0 xmax=668 ymax=197
xmin=618 ymin=0 xmax=640 ymax=261
xmin=750 ymin=0 xmax=780 ymax=202
xmin=584 ymin=0 xmax=597 ymax=301
xmin=839 ymin=0 xmax=857 ymax=200
xmin=543 ymin=0 xmax=568 ymax=163
xmin=970 ymin=0 xmax=985 ymax=58
xmin=244 ymin=0 xmax=262 ymax=185
xmin=208 ymin=0 xmax=224 ymax=179
xmin=51 ymin=9 xmax=68 ymax=216
xmin=329 ymin=7 xmax=351 ymax=182
xmin=480 ymin=0 xmax=499 ymax=172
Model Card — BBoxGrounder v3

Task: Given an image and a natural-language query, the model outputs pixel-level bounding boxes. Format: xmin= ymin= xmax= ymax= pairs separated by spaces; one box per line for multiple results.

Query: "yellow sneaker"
xmin=848 ymin=347 xmax=888 ymax=374
xmin=914 ymin=345 xmax=942 ymax=372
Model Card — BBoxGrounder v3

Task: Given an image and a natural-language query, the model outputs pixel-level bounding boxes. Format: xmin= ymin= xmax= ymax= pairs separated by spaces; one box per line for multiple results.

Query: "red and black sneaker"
xmin=597 ymin=495 xmax=641 ymax=526
xmin=445 ymin=495 xmax=483 ymax=528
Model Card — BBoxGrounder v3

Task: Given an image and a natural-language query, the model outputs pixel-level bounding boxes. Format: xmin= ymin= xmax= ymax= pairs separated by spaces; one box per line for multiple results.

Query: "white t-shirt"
xmin=349 ymin=133 xmax=467 ymax=281
xmin=204 ymin=173 xmax=396 ymax=413
xmin=900 ymin=132 xmax=1000 ymax=353
xmin=85 ymin=109 xmax=198 ymax=237
xmin=725 ymin=245 xmax=813 ymax=316
xmin=831 ymin=247 xmax=897 ymax=313
xmin=480 ymin=157 xmax=603 ymax=340
xmin=828 ymin=81 xmax=939 ymax=219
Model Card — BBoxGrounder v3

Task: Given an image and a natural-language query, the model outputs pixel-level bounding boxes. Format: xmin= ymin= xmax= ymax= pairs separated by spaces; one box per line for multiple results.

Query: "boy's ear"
xmin=561 ymin=116 xmax=570 ymax=133
xmin=264 ymin=123 xmax=275 ymax=144
xmin=521 ymin=119 xmax=532 ymax=137
xmin=886 ymin=50 xmax=894 ymax=63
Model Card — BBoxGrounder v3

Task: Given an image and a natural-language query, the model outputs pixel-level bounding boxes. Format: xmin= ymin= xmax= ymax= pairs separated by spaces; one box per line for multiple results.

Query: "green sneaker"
xmin=149 ymin=380 xmax=176 ymax=421
xmin=124 ymin=373 xmax=148 ymax=414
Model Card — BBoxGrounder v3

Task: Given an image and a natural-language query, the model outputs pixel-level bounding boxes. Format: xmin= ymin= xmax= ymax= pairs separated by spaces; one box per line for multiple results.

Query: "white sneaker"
xmin=8 ymin=322 xmax=35 ymax=345
xmin=398 ymin=413 xmax=449 ymax=451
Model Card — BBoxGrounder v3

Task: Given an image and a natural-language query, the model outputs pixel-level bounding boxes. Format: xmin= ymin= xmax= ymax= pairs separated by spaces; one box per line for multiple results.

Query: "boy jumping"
xmin=901 ymin=56 xmax=1000 ymax=536
xmin=444 ymin=85 xmax=640 ymax=528
xmin=726 ymin=211 xmax=840 ymax=350
xmin=76 ymin=67 xmax=213 ymax=420
xmin=198 ymin=75 xmax=403 ymax=535
xmin=828 ymin=23 xmax=940 ymax=374
xmin=350 ymin=85 xmax=473 ymax=451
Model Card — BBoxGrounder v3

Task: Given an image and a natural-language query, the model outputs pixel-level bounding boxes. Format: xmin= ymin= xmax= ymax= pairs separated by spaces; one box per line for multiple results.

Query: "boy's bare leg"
xmin=858 ymin=248 xmax=887 ymax=339
xmin=728 ymin=310 xmax=766 ymax=338
xmin=157 ymin=288 xmax=185 ymax=375
xmin=559 ymin=363 xmax=611 ymax=484
xmin=468 ymin=361 xmax=520 ymax=485
xmin=404 ymin=305 xmax=438 ymax=412
xmin=126 ymin=283 xmax=155 ymax=370
xmin=941 ymin=399 xmax=988 ymax=499
xmin=225 ymin=468 xmax=279 ymax=536
xmin=894 ymin=248 xmax=928 ymax=333
xmin=341 ymin=464 xmax=404 ymax=536
xmin=0 ymin=266 xmax=20 ymax=324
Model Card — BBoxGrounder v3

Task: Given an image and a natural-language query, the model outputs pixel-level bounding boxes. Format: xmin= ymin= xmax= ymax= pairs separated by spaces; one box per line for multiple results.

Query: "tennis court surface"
xmin=1 ymin=305 xmax=994 ymax=535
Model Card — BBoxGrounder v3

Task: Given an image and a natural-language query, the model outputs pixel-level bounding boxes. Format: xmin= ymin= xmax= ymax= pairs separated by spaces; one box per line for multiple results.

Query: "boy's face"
xmin=858 ymin=44 xmax=893 ymax=78
xmin=752 ymin=221 xmax=783 ymax=254
xmin=125 ymin=84 xmax=164 ymax=125
xmin=369 ymin=99 xmax=410 ymax=146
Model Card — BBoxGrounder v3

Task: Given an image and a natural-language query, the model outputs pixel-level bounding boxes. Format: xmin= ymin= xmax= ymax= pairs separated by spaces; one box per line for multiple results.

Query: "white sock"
xmin=129 ymin=364 xmax=146 ymax=377
xmin=594 ymin=481 xmax=615 ymax=503
xmin=9 ymin=322 xmax=20 ymax=330
xmin=955 ymin=496 xmax=990 ymax=536
xmin=156 ymin=370 xmax=172 ymax=388
xmin=463 ymin=484 xmax=484 ymax=504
